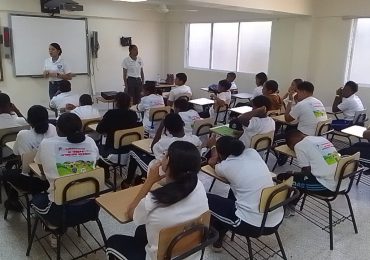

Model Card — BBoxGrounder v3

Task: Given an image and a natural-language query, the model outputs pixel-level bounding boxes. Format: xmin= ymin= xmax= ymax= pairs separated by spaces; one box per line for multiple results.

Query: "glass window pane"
xmin=349 ymin=19 xmax=370 ymax=84
xmin=188 ymin=23 xmax=211 ymax=69
xmin=238 ymin=22 xmax=272 ymax=74
xmin=211 ymin=23 xmax=239 ymax=71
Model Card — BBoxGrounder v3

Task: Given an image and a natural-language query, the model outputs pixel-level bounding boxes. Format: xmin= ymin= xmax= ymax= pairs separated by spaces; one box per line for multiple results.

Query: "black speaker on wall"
xmin=120 ymin=37 xmax=132 ymax=47
xmin=40 ymin=0 xmax=61 ymax=14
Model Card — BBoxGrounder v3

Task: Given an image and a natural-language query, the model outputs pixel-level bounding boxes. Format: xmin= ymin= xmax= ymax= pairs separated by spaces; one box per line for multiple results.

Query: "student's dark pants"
xmin=31 ymin=193 xmax=100 ymax=228
xmin=207 ymin=192 xmax=277 ymax=242
xmin=2 ymin=169 xmax=49 ymax=201
xmin=126 ymin=148 xmax=155 ymax=184
xmin=277 ymin=172 xmax=333 ymax=205
xmin=49 ymin=81 xmax=63 ymax=99
xmin=107 ymin=225 xmax=147 ymax=260
xmin=126 ymin=77 xmax=142 ymax=105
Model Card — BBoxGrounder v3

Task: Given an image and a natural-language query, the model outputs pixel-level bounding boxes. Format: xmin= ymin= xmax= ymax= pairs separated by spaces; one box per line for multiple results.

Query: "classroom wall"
xmin=0 ymin=0 xmax=165 ymax=114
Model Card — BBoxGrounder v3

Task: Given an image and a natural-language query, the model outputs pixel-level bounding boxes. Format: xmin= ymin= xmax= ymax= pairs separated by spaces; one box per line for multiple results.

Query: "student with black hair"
xmin=252 ymin=72 xmax=268 ymax=98
xmin=174 ymin=98 xmax=200 ymax=135
xmin=167 ymin=73 xmax=192 ymax=107
xmin=0 ymin=93 xmax=27 ymax=129
xmin=207 ymin=136 xmax=283 ymax=251
xmin=136 ymin=83 xmax=165 ymax=134
xmin=49 ymin=80 xmax=79 ymax=111
xmin=122 ymin=44 xmax=145 ymax=105
xmin=123 ymin=113 xmax=202 ymax=187
xmin=43 ymin=43 xmax=72 ymax=99
xmin=262 ymin=80 xmax=282 ymax=111
xmin=106 ymin=141 xmax=209 ymax=260
xmin=226 ymin=72 xmax=238 ymax=92
xmin=208 ymin=79 xmax=232 ymax=119
xmin=1 ymin=105 xmax=57 ymax=212
xmin=282 ymin=78 xmax=303 ymax=107
xmin=70 ymin=94 xmax=100 ymax=120
xmin=31 ymin=113 xmax=100 ymax=228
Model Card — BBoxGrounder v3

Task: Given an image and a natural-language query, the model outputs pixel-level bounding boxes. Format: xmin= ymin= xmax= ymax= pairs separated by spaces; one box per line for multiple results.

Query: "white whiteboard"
xmin=10 ymin=15 xmax=89 ymax=76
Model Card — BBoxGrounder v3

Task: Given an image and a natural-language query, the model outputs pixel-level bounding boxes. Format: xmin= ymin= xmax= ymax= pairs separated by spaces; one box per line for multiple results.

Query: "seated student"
xmin=207 ymin=136 xmax=283 ymax=251
xmin=331 ymin=81 xmax=365 ymax=130
xmin=282 ymin=78 xmax=303 ymax=107
xmin=31 ymin=113 xmax=100 ymax=228
xmin=96 ymin=92 xmax=139 ymax=154
xmin=124 ymin=113 xmax=202 ymax=187
xmin=278 ymin=130 xmax=345 ymax=216
xmin=226 ymin=72 xmax=238 ymax=91
xmin=70 ymin=94 xmax=100 ymax=120
xmin=209 ymin=80 xmax=232 ymax=120
xmin=1 ymin=105 xmax=57 ymax=212
xmin=252 ymin=72 xmax=268 ymax=98
xmin=237 ymin=95 xmax=275 ymax=148
xmin=262 ymin=80 xmax=283 ymax=111
xmin=49 ymin=80 xmax=79 ymax=111
xmin=284 ymin=81 xmax=327 ymax=136
xmin=136 ymin=82 xmax=165 ymax=134
xmin=174 ymin=98 xmax=201 ymax=135
xmin=167 ymin=73 xmax=192 ymax=107
xmin=106 ymin=141 xmax=209 ymax=260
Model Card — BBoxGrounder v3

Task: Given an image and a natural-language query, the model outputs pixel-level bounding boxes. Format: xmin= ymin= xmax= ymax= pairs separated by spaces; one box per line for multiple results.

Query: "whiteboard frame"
xmin=9 ymin=14 xmax=90 ymax=77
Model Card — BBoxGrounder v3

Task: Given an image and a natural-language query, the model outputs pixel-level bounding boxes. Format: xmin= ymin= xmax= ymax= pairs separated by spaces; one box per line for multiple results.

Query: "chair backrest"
xmin=113 ymin=126 xmax=144 ymax=149
xmin=53 ymin=167 xmax=105 ymax=205
xmin=21 ymin=150 xmax=37 ymax=174
xmin=0 ymin=125 xmax=30 ymax=146
xmin=334 ymin=152 xmax=360 ymax=181
xmin=81 ymin=117 xmax=101 ymax=132
xmin=315 ymin=118 xmax=332 ymax=136
xmin=157 ymin=211 xmax=211 ymax=260
xmin=267 ymin=109 xmax=281 ymax=117
xmin=250 ymin=131 xmax=274 ymax=151
xmin=192 ymin=118 xmax=214 ymax=136
xmin=215 ymin=105 xmax=229 ymax=124
xmin=149 ymin=106 xmax=171 ymax=123
xmin=353 ymin=109 xmax=367 ymax=125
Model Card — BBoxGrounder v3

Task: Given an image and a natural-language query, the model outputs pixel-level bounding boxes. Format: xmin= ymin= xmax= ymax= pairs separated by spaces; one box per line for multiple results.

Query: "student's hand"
xmin=146 ymin=161 xmax=165 ymax=185
xmin=43 ymin=71 xmax=50 ymax=78
xmin=210 ymin=93 xmax=216 ymax=99
xmin=336 ymin=88 xmax=342 ymax=96
xmin=10 ymin=103 xmax=20 ymax=114
xmin=49 ymin=72 xmax=58 ymax=78
xmin=65 ymin=103 xmax=76 ymax=110
xmin=206 ymin=134 xmax=217 ymax=149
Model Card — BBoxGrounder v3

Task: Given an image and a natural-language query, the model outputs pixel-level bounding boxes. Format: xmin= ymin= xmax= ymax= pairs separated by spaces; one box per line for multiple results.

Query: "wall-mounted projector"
xmin=41 ymin=0 xmax=83 ymax=14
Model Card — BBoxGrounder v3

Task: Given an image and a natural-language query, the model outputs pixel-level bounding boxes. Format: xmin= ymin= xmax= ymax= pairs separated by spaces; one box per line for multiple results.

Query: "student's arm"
xmin=49 ymin=97 xmax=57 ymax=109
xmin=207 ymin=147 xmax=219 ymax=168
xmin=95 ymin=112 xmax=111 ymax=134
xmin=332 ymin=88 xmax=343 ymax=112
xmin=10 ymin=103 xmax=24 ymax=118
xmin=284 ymin=94 xmax=296 ymax=122
xmin=151 ymin=120 xmax=165 ymax=149
xmin=141 ymin=68 xmax=145 ymax=84
xmin=57 ymin=72 xmax=72 ymax=81
xmin=238 ymin=106 xmax=266 ymax=127
xmin=123 ymin=69 xmax=128 ymax=88
xmin=363 ymin=129 xmax=370 ymax=140
xmin=167 ymin=100 xmax=174 ymax=107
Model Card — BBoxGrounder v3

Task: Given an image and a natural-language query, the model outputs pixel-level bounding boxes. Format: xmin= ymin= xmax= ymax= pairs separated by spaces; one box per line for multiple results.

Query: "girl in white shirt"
xmin=252 ymin=72 xmax=268 ymax=98
xmin=31 ymin=113 xmax=100 ymax=227
xmin=207 ymin=136 xmax=283 ymax=251
xmin=174 ymin=98 xmax=201 ymax=135
xmin=2 ymin=105 xmax=57 ymax=212
xmin=106 ymin=141 xmax=209 ymax=260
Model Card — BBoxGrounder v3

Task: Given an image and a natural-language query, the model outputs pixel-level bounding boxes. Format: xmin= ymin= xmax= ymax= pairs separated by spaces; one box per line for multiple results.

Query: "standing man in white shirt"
xmin=43 ymin=43 xmax=72 ymax=99
xmin=122 ymin=44 xmax=145 ymax=105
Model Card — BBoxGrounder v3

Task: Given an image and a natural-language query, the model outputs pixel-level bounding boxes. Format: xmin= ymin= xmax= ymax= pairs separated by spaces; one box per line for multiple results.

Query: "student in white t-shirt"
xmin=31 ymin=113 xmax=100 ymax=227
xmin=282 ymin=78 xmax=303 ymax=107
xmin=2 ymin=105 xmax=57 ymax=212
xmin=226 ymin=72 xmax=238 ymax=92
xmin=207 ymin=136 xmax=283 ymax=251
xmin=285 ymin=81 xmax=327 ymax=136
xmin=331 ymin=81 xmax=365 ymax=130
xmin=124 ymin=113 xmax=202 ymax=187
xmin=70 ymin=94 xmax=100 ymax=120
xmin=174 ymin=98 xmax=201 ymax=135
xmin=49 ymin=80 xmax=79 ymax=111
xmin=136 ymin=82 xmax=165 ymax=133
xmin=252 ymin=72 xmax=268 ymax=98
xmin=238 ymin=95 xmax=275 ymax=148
xmin=167 ymin=73 xmax=192 ymax=107
xmin=209 ymin=80 xmax=232 ymax=121
xmin=106 ymin=141 xmax=208 ymax=260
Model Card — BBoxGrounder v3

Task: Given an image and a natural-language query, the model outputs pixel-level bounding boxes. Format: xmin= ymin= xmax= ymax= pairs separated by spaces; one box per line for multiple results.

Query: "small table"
xmin=130 ymin=105 xmax=138 ymax=113
xmin=229 ymin=106 xmax=253 ymax=115
xmin=29 ymin=163 xmax=43 ymax=178
xmin=189 ymin=98 xmax=214 ymax=107
xmin=232 ymin=93 xmax=253 ymax=100
xmin=201 ymin=87 xmax=210 ymax=92
xmin=272 ymin=115 xmax=298 ymax=126
xmin=272 ymin=144 xmax=297 ymax=171
xmin=132 ymin=139 xmax=153 ymax=154
xmin=210 ymin=125 xmax=242 ymax=138
xmin=88 ymin=123 xmax=98 ymax=132
xmin=341 ymin=125 xmax=367 ymax=138
xmin=5 ymin=141 xmax=16 ymax=151
xmin=325 ymin=107 xmax=342 ymax=119
xmin=156 ymin=84 xmax=174 ymax=92
xmin=96 ymin=96 xmax=115 ymax=109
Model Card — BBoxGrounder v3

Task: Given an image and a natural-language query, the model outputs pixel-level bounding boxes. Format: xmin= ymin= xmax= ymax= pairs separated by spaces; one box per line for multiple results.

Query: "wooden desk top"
xmin=189 ymin=98 xmax=214 ymax=106
xmin=5 ymin=141 xmax=15 ymax=151
xmin=210 ymin=125 xmax=242 ymax=138
xmin=201 ymin=87 xmax=210 ymax=92
xmin=341 ymin=125 xmax=367 ymax=138
xmin=96 ymin=96 xmax=115 ymax=103
xmin=88 ymin=123 xmax=98 ymax=132
xmin=132 ymin=138 xmax=153 ymax=154
xmin=130 ymin=105 xmax=138 ymax=112
xmin=96 ymin=183 xmax=160 ymax=224
xmin=29 ymin=163 xmax=43 ymax=177
xmin=229 ymin=106 xmax=253 ymax=114
xmin=274 ymin=144 xmax=296 ymax=158
xmin=232 ymin=93 xmax=254 ymax=100
xmin=272 ymin=115 xmax=298 ymax=126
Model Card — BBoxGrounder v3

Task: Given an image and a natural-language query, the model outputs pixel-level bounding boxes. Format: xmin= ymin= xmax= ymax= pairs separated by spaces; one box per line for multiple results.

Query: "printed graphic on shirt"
xmin=315 ymin=141 xmax=340 ymax=165
xmin=56 ymin=145 xmax=95 ymax=176
xmin=312 ymin=103 xmax=326 ymax=118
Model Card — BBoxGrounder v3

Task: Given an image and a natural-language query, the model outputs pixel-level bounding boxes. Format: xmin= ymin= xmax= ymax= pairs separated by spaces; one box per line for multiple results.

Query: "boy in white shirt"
xmin=331 ymin=81 xmax=365 ymax=130
xmin=167 ymin=73 xmax=192 ymax=107
xmin=70 ymin=94 xmax=100 ymax=120
xmin=226 ymin=72 xmax=238 ymax=93
xmin=209 ymin=80 xmax=232 ymax=122
xmin=136 ymin=83 xmax=165 ymax=133
xmin=0 ymin=93 xmax=27 ymax=129
xmin=238 ymin=95 xmax=275 ymax=148
xmin=174 ymin=98 xmax=201 ymax=135
xmin=252 ymin=72 xmax=268 ymax=98
xmin=49 ymin=80 xmax=79 ymax=111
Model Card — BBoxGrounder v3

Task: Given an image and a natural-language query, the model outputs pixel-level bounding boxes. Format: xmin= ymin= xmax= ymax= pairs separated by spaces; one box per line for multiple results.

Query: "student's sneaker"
xmin=211 ymin=240 xmax=223 ymax=253
xmin=49 ymin=234 xmax=58 ymax=248
xmin=284 ymin=205 xmax=296 ymax=218
xmin=4 ymin=199 xmax=23 ymax=212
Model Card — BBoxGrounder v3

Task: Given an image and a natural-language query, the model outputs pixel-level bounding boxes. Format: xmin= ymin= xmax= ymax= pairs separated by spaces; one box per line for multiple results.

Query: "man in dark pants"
xmin=122 ymin=44 xmax=145 ymax=105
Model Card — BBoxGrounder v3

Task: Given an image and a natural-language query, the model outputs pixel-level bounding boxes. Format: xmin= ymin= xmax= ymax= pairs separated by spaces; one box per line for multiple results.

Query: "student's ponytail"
xmin=216 ymin=136 xmax=245 ymax=159
xmin=57 ymin=113 xmax=86 ymax=144
xmin=66 ymin=131 xmax=86 ymax=143
xmin=27 ymin=105 xmax=50 ymax=135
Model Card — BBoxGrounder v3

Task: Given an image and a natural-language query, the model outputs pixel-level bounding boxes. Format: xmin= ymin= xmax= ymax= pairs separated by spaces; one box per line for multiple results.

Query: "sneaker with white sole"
xmin=49 ymin=234 xmax=57 ymax=248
